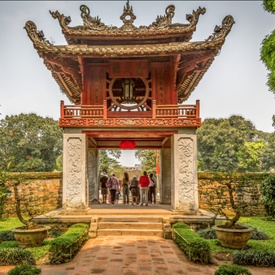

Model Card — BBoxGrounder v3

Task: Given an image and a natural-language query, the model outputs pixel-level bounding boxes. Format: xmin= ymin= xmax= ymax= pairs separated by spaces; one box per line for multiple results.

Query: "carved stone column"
xmin=87 ymin=148 xmax=99 ymax=205
xmin=171 ymin=134 xmax=199 ymax=215
xmin=161 ymin=148 xmax=171 ymax=204
xmin=62 ymin=133 xmax=88 ymax=209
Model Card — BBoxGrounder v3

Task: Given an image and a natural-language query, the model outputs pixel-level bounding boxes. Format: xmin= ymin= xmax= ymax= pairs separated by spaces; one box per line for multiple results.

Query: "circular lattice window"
xmin=107 ymin=78 xmax=151 ymax=111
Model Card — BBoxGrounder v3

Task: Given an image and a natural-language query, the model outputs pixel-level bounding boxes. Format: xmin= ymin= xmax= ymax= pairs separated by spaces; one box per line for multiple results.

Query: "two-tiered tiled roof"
xmin=25 ymin=1 xmax=234 ymax=104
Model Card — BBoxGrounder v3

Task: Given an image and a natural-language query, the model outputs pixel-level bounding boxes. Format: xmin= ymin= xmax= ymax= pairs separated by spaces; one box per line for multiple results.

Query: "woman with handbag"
xmin=107 ymin=174 xmax=120 ymax=204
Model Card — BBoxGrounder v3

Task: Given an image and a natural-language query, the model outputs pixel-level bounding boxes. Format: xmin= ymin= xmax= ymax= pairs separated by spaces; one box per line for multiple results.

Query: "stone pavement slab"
xmin=1 ymin=236 xmax=275 ymax=274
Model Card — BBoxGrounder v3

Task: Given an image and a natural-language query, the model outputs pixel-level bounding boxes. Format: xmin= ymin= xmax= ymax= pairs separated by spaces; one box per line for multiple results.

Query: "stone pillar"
xmin=62 ymin=133 xmax=88 ymax=209
xmin=161 ymin=148 xmax=171 ymax=204
xmin=87 ymin=148 xmax=99 ymax=205
xmin=171 ymin=134 xmax=199 ymax=215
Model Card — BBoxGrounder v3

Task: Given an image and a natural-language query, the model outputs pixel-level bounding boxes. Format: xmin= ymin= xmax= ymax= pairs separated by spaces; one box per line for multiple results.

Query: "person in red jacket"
xmin=139 ymin=171 xmax=150 ymax=206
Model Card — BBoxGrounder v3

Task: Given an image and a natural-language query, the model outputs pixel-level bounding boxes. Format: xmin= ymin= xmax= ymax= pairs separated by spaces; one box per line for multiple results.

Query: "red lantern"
xmin=119 ymin=140 xmax=136 ymax=149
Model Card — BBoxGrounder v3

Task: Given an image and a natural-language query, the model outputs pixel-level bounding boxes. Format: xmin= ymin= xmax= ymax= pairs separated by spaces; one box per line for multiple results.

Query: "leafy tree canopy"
xmin=261 ymin=0 xmax=275 ymax=92
xmin=99 ymin=150 xmax=123 ymax=177
xmin=197 ymin=115 xmax=275 ymax=172
xmin=0 ymin=113 xmax=62 ymax=172
xmin=135 ymin=150 xmax=158 ymax=174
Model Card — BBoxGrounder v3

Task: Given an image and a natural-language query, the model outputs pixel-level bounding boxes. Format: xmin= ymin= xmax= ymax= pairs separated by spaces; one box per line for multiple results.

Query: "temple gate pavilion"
xmin=25 ymin=1 xmax=234 ymax=214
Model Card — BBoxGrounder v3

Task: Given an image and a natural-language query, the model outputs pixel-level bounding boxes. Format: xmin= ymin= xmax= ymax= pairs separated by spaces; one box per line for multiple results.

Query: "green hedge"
xmin=172 ymin=222 xmax=212 ymax=264
xmin=215 ymin=264 xmax=252 ymax=275
xmin=8 ymin=264 xmax=41 ymax=275
xmin=49 ymin=223 xmax=89 ymax=264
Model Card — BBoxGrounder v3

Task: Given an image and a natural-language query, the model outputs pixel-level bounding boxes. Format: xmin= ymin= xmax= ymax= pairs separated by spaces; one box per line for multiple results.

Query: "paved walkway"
xmin=1 ymin=236 xmax=275 ymax=275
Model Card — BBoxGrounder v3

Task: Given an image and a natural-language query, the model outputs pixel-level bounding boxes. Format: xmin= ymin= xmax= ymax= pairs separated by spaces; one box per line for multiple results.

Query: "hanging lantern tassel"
xmin=119 ymin=140 xmax=136 ymax=149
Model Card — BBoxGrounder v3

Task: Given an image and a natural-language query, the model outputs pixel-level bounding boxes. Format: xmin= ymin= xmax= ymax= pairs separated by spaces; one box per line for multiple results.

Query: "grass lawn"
xmin=0 ymin=217 xmax=24 ymax=232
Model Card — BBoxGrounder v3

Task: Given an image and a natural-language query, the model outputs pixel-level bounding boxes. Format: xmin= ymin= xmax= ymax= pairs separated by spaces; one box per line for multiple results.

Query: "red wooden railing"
xmin=60 ymin=100 xmax=200 ymax=120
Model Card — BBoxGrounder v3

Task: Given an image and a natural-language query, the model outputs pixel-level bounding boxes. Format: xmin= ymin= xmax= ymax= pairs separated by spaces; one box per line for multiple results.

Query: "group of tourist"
xmin=99 ymin=171 xmax=157 ymax=206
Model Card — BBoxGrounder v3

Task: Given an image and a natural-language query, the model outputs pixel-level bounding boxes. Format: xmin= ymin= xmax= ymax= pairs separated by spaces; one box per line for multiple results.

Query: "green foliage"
xmin=26 ymin=244 xmax=51 ymax=261
xmin=233 ymin=249 xmax=275 ymax=267
xmin=215 ymin=264 xmax=252 ymax=275
xmin=99 ymin=150 xmax=122 ymax=176
xmin=0 ymin=241 xmax=18 ymax=248
xmin=135 ymin=149 xmax=159 ymax=173
xmin=0 ymin=170 xmax=8 ymax=219
xmin=8 ymin=264 xmax=41 ymax=275
xmin=261 ymin=0 xmax=275 ymax=93
xmin=263 ymin=0 xmax=275 ymax=13
xmin=0 ymin=113 xmax=62 ymax=172
xmin=49 ymin=223 xmax=89 ymax=264
xmin=0 ymin=217 xmax=25 ymax=231
xmin=197 ymin=228 xmax=217 ymax=239
xmin=0 ymin=247 xmax=35 ymax=265
xmin=0 ymin=231 xmax=15 ymax=242
xmin=250 ymin=227 xmax=270 ymax=240
xmin=261 ymin=174 xmax=275 ymax=218
xmin=197 ymin=115 xmax=272 ymax=172
xmin=173 ymin=227 xmax=212 ymax=264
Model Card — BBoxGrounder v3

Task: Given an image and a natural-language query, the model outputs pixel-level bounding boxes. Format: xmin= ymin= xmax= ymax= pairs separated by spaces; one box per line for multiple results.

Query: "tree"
xmin=99 ymin=150 xmax=123 ymax=176
xmin=135 ymin=150 xmax=158 ymax=173
xmin=261 ymin=1 xmax=275 ymax=92
xmin=197 ymin=115 xmax=275 ymax=172
xmin=0 ymin=113 xmax=62 ymax=172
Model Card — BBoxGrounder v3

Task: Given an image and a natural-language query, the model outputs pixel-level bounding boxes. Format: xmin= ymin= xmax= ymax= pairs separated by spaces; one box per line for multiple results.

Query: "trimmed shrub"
xmin=8 ymin=264 xmax=41 ymax=275
xmin=0 ymin=231 xmax=15 ymax=242
xmin=197 ymin=228 xmax=217 ymax=239
xmin=233 ymin=249 xmax=275 ymax=267
xmin=0 ymin=241 xmax=18 ymax=248
xmin=261 ymin=174 xmax=275 ymax=218
xmin=215 ymin=264 xmax=252 ymax=275
xmin=237 ymin=223 xmax=269 ymax=240
xmin=173 ymin=227 xmax=212 ymax=264
xmin=172 ymin=222 xmax=190 ymax=229
xmin=0 ymin=248 xmax=35 ymax=265
xmin=49 ymin=223 xmax=89 ymax=264
xmin=250 ymin=227 xmax=269 ymax=240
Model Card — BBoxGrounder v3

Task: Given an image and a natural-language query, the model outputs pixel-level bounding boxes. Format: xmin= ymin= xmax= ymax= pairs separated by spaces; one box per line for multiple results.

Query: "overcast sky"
xmin=0 ymin=1 xmax=274 ymax=166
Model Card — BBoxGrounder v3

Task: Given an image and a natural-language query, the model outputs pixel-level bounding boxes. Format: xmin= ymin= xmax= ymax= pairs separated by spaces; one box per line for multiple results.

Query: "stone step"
xmin=97 ymin=229 xmax=163 ymax=237
xmin=98 ymin=222 xmax=163 ymax=230
xmin=98 ymin=216 xmax=163 ymax=223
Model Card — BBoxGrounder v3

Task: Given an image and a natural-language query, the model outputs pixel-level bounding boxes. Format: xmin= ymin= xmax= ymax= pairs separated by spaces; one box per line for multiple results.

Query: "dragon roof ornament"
xmin=206 ymin=15 xmax=235 ymax=42
xmin=48 ymin=1 xmax=206 ymax=39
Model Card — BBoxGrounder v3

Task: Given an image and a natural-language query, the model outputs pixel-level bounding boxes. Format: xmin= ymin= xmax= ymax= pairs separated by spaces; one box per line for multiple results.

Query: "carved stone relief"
xmin=65 ymin=137 xmax=82 ymax=208
xmin=176 ymin=136 xmax=196 ymax=212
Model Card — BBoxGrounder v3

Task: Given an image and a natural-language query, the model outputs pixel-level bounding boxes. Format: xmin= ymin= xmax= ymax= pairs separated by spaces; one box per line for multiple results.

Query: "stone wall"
xmin=198 ymin=172 xmax=267 ymax=215
xmin=4 ymin=172 xmax=62 ymax=217
xmin=2 ymin=171 xmax=269 ymax=217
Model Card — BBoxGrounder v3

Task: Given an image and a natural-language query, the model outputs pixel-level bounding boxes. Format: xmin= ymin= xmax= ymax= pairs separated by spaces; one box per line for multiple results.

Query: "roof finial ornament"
xmin=205 ymin=15 xmax=235 ymax=42
xmin=120 ymin=0 xmax=136 ymax=31
xmin=80 ymin=5 xmax=107 ymax=30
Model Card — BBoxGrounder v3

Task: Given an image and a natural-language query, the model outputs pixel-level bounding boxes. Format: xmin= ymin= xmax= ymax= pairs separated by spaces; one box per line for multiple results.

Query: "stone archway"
xmin=62 ymin=129 xmax=199 ymax=215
